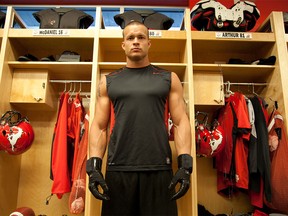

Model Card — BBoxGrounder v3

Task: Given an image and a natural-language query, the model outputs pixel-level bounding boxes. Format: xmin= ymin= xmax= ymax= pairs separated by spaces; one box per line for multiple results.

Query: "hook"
xmin=269 ymin=97 xmax=278 ymax=110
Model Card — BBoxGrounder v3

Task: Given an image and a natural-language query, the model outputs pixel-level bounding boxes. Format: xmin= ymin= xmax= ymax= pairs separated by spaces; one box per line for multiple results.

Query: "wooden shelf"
xmin=8 ymin=61 xmax=93 ymax=80
xmin=191 ymin=31 xmax=275 ymax=64
xmin=193 ymin=63 xmax=274 ymax=82
xmin=8 ymin=37 xmax=94 ymax=54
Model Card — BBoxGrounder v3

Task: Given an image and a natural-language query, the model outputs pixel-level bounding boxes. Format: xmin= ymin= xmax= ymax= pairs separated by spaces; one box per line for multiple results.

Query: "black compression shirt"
xmin=106 ymin=64 xmax=172 ymax=171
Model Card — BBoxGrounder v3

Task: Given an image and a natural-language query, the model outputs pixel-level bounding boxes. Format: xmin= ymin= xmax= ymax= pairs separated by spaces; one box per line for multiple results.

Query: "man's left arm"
xmin=168 ymin=72 xmax=193 ymax=200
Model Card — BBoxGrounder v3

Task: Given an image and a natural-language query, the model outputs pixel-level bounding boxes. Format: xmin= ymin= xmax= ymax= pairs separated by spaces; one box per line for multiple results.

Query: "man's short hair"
xmin=122 ymin=20 xmax=149 ymax=38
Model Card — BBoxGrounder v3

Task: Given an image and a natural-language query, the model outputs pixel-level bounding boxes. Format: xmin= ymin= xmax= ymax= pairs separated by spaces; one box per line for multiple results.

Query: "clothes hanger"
xmin=224 ymin=81 xmax=234 ymax=97
xmin=252 ymin=83 xmax=260 ymax=97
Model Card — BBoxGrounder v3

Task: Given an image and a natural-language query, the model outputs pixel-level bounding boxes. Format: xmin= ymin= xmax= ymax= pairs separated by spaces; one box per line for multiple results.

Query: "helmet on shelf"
xmin=0 ymin=110 xmax=34 ymax=155
xmin=190 ymin=0 xmax=260 ymax=31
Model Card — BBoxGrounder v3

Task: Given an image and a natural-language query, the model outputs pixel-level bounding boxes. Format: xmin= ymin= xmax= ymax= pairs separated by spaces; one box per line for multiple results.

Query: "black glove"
xmin=168 ymin=154 xmax=193 ymax=200
xmin=86 ymin=157 xmax=110 ymax=201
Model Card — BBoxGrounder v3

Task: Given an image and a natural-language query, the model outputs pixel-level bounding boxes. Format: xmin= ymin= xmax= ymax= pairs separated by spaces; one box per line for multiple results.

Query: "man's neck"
xmin=126 ymin=58 xmax=150 ymax=68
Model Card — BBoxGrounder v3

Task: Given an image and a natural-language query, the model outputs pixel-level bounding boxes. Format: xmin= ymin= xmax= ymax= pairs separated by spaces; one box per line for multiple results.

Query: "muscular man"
xmin=87 ymin=20 xmax=192 ymax=216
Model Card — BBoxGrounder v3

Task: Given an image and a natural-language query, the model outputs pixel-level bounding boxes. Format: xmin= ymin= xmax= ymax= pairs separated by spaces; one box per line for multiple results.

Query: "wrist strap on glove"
xmin=178 ymin=154 xmax=193 ymax=173
xmin=86 ymin=157 xmax=102 ymax=175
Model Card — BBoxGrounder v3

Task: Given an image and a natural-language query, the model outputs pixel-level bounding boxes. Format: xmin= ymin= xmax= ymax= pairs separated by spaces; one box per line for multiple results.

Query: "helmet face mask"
xmin=0 ymin=111 xmax=34 ymax=155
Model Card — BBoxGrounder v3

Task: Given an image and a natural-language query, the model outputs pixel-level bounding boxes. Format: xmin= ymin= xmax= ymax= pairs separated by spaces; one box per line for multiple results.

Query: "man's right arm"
xmin=86 ymin=75 xmax=111 ymax=201
xmin=88 ymin=75 xmax=111 ymax=159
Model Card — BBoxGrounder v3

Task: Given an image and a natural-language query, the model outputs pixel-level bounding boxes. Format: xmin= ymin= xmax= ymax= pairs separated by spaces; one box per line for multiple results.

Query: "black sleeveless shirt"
xmin=106 ymin=65 xmax=172 ymax=171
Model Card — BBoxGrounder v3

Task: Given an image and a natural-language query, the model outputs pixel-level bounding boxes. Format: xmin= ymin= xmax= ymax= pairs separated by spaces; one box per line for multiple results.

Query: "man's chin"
xmin=128 ymin=55 xmax=143 ymax=62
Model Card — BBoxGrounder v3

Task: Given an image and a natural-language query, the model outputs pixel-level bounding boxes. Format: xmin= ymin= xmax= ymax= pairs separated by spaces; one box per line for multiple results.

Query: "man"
xmin=86 ymin=20 xmax=192 ymax=216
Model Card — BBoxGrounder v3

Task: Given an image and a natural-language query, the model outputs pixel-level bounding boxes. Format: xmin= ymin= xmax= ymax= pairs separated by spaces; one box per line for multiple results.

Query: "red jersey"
xmin=216 ymin=92 xmax=251 ymax=195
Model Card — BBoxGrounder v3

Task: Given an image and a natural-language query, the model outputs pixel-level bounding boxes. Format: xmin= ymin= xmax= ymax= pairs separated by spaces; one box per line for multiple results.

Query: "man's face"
xmin=122 ymin=23 xmax=151 ymax=62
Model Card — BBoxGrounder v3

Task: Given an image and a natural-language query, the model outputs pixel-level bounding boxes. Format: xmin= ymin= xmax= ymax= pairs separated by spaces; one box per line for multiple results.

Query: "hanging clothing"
xmin=216 ymin=92 xmax=251 ymax=196
xmin=67 ymin=93 xmax=85 ymax=181
xmin=250 ymin=96 xmax=271 ymax=203
xmin=69 ymin=112 xmax=89 ymax=214
xmin=265 ymin=109 xmax=288 ymax=214
xmin=50 ymin=91 xmax=66 ymax=180
xmin=233 ymin=92 xmax=251 ymax=190
xmin=249 ymin=96 xmax=266 ymax=208
xmin=51 ymin=92 xmax=72 ymax=199
xmin=216 ymin=94 xmax=237 ymax=196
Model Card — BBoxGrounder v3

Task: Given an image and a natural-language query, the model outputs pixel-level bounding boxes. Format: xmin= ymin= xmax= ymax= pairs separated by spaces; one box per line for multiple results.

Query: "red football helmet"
xmin=0 ymin=110 xmax=34 ymax=155
xmin=195 ymin=112 xmax=225 ymax=157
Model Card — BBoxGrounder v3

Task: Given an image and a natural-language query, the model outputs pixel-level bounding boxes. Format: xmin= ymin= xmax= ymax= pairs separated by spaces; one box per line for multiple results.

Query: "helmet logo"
xmin=7 ymin=126 xmax=23 ymax=152
xmin=210 ymin=128 xmax=223 ymax=155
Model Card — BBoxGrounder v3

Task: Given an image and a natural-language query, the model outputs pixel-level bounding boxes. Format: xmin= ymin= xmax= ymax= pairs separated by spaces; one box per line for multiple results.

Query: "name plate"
xmin=33 ymin=29 xmax=70 ymax=36
xmin=215 ymin=32 xmax=252 ymax=39
xmin=149 ymin=30 xmax=162 ymax=37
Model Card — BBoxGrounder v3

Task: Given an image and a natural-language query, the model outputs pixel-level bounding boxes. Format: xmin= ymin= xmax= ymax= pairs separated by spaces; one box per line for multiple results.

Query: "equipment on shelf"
xmin=227 ymin=55 xmax=276 ymax=65
xmin=17 ymin=54 xmax=56 ymax=61
xmin=33 ymin=8 xmax=94 ymax=29
xmin=114 ymin=9 xmax=174 ymax=30
xmin=190 ymin=0 xmax=260 ymax=31
xmin=58 ymin=50 xmax=81 ymax=62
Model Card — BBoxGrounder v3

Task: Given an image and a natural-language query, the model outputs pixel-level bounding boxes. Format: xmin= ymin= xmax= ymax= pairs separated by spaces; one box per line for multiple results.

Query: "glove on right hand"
xmin=86 ymin=157 xmax=110 ymax=201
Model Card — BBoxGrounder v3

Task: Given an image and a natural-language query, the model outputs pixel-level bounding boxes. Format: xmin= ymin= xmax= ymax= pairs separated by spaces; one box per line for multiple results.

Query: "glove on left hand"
xmin=86 ymin=157 xmax=110 ymax=201
xmin=168 ymin=154 xmax=193 ymax=200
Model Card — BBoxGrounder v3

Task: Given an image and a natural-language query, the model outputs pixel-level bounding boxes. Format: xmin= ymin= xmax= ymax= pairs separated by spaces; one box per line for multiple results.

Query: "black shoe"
xmin=18 ymin=53 xmax=39 ymax=61
xmin=40 ymin=55 xmax=56 ymax=61
xmin=257 ymin=55 xmax=276 ymax=65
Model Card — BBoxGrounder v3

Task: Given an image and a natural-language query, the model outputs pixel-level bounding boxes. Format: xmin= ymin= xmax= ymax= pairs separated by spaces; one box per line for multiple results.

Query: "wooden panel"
xmin=10 ymin=69 xmax=55 ymax=110
xmin=193 ymin=71 xmax=224 ymax=105
xmin=197 ymin=158 xmax=252 ymax=215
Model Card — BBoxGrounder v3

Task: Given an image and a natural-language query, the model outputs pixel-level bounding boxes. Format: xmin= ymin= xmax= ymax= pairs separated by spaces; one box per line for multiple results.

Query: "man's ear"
xmin=121 ymin=41 xmax=125 ymax=51
xmin=148 ymin=40 xmax=151 ymax=49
